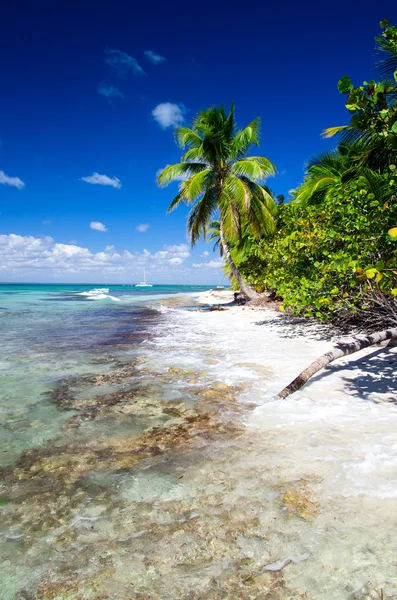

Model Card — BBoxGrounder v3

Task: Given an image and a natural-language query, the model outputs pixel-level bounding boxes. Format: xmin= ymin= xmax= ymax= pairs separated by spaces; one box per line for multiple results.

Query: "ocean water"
xmin=1 ymin=285 xmax=397 ymax=599
xmin=0 ymin=284 xmax=210 ymax=466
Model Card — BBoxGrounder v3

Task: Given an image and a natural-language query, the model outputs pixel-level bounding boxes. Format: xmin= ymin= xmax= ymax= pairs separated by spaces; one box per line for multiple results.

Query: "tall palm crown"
xmin=157 ymin=104 xmax=276 ymax=299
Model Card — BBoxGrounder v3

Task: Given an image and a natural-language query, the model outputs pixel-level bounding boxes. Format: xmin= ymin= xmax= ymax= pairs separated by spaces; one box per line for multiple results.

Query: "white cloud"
xmin=162 ymin=244 xmax=190 ymax=258
xmin=80 ymin=172 xmax=122 ymax=189
xmin=136 ymin=223 xmax=149 ymax=232
xmin=192 ymin=259 xmax=224 ymax=269
xmin=97 ymin=82 xmax=124 ymax=99
xmin=105 ymin=49 xmax=144 ymax=75
xmin=0 ymin=170 xmax=25 ymax=190
xmin=152 ymin=103 xmax=185 ymax=128
xmin=43 ymin=220 xmax=52 ymax=225
xmin=201 ymin=250 xmax=210 ymax=257
xmin=0 ymin=234 xmax=203 ymax=283
xmin=144 ymin=50 xmax=166 ymax=64
xmin=90 ymin=221 xmax=108 ymax=232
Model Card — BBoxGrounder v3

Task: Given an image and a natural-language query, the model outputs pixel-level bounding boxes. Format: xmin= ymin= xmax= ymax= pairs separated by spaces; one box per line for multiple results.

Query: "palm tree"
xmin=291 ymin=149 xmax=351 ymax=205
xmin=292 ymin=141 xmax=393 ymax=205
xmin=157 ymin=104 xmax=277 ymax=300
xmin=322 ymin=21 xmax=397 ymax=153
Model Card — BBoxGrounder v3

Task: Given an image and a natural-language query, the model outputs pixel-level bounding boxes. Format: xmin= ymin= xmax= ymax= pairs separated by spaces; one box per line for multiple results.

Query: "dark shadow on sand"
xmin=253 ymin=314 xmax=337 ymax=342
xmin=292 ymin=345 xmax=397 ymax=403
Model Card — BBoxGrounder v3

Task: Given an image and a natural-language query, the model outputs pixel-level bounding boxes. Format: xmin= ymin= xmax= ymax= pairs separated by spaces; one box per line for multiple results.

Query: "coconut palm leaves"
xmin=292 ymin=141 xmax=395 ymax=206
xmin=157 ymin=104 xmax=277 ymax=299
xmin=322 ymin=20 xmax=397 ymax=153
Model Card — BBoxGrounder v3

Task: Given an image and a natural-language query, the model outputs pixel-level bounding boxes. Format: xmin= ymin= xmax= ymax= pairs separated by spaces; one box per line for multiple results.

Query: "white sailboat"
xmin=135 ymin=267 xmax=153 ymax=288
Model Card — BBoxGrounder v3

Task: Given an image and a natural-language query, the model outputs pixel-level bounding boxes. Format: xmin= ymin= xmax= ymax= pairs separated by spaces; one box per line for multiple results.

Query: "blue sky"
xmin=0 ymin=0 xmax=396 ymax=283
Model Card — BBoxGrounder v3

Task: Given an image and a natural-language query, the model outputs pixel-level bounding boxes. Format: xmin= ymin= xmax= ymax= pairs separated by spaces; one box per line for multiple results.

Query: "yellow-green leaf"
xmin=388 ymin=227 xmax=397 ymax=240
xmin=365 ymin=268 xmax=378 ymax=279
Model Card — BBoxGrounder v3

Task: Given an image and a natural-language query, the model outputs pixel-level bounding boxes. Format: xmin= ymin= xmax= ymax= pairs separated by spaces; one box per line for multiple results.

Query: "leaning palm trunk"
xmin=276 ymin=327 xmax=397 ymax=399
xmin=219 ymin=220 xmax=259 ymax=301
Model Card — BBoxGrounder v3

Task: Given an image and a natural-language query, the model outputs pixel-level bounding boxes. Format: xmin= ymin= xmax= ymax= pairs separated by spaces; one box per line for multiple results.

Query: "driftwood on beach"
xmin=275 ymin=327 xmax=397 ymax=399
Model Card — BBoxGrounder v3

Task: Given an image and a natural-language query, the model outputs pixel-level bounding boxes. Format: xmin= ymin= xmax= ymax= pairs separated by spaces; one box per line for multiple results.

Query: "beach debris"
xmin=275 ymin=326 xmax=397 ymax=399
xmin=263 ymin=557 xmax=292 ymax=572
xmin=263 ymin=553 xmax=310 ymax=572
xmin=116 ymin=529 xmax=152 ymax=542
xmin=177 ymin=512 xmax=200 ymax=523
xmin=68 ymin=515 xmax=103 ymax=528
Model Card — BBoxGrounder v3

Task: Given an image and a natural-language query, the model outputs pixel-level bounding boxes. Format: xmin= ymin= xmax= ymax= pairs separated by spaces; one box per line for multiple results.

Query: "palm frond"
xmin=224 ymin=174 xmax=250 ymax=211
xmin=232 ymin=118 xmax=261 ymax=157
xmin=178 ymin=169 xmax=211 ymax=203
xmin=167 ymin=190 xmax=188 ymax=213
xmin=231 ymin=157 xmax=276 ymax=182
xmin=322 ymin=126 xmax=349 ymax=138
xmin=219 ymin=192 xmax=242 ymax=239
xmin=376 ymin=33 xmax=397 ymax=78
xmin=157 ymin=162 xmax=208 ymax=187
xmin=187 ymin=190 xmax=218 ymax=245
xmin=248 ymin=193 xmax=277 ymax=236
xmin=207 ymin=219 xmax=223 ymax=255
xmin=181 ymin=147 xmax=206 ymax=162
xmin=174 ymin=127 xmax=203 ymax=149
xmin=239 ymin=178 xmax=277 ymax=234
xmin=293 ymin=175 xmax=339 ymax=205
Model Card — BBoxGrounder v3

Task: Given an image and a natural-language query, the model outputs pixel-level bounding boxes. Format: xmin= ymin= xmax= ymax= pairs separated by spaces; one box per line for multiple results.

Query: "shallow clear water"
xmin=1 ymin=286 xmax=397 ymax=599
xmin=0 ymin=284 xmax=210 ymax=467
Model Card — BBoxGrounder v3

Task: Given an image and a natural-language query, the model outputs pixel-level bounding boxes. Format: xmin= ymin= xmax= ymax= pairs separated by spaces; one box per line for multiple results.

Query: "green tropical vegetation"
xmin=160 ymin=20 xmax=397 ymax=327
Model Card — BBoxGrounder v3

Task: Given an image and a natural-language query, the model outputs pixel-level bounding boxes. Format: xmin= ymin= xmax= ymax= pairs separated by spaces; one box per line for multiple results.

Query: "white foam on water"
xmin=152 ymin=304 xmax=397 ymax=499
xmin=76 ymin=288 xmax=120 ymax=302
xmin=142 ymin=303 xmax=397 ymax=595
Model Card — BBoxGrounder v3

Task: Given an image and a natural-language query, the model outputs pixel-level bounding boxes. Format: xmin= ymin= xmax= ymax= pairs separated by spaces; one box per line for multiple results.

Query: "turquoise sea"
xmin=0 ymin=283 xmax=212 ymax=466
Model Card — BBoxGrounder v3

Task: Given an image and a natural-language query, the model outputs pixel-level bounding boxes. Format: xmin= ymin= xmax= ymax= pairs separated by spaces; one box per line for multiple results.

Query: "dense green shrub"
xmin=239 ymin=167 xmax=397 ymax=322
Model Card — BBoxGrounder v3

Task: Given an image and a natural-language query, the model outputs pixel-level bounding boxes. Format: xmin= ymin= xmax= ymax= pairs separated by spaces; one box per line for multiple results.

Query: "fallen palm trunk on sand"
xmin=275 ymin=327 xmax=397 ymax=400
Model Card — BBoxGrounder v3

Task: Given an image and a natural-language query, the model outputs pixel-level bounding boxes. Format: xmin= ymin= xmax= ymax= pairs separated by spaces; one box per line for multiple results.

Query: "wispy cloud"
xmin=192 ymin=259 xmax=224 ymax=269
xmin=42 ymin=220 xmax=52 ymax=225
xmin=0 ymin=170 xmax=25 ymax=190
xmin=90 ymin=221 xmax=108 ymax=232
xmin=144 ymin=50 xmax=166 ymax=64
xmin=105 ymin=49 xmax=144 ymax=76
xmin=97 ymin=82 xmax=124 ymax=99
xmin=201 ymin=250 xmax=210 ymax=257
xmin=80 ymin=173 xmax=122 ymax=189
xmin=136 ymin=223 xmax=150 ymax=232
xmin=152 ymin=103 xmax=185 ymax=128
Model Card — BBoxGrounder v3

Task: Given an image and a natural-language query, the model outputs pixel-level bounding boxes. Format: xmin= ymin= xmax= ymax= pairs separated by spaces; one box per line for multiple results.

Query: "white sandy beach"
xmin=168 ymin=289 xmax=397 ymax=598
